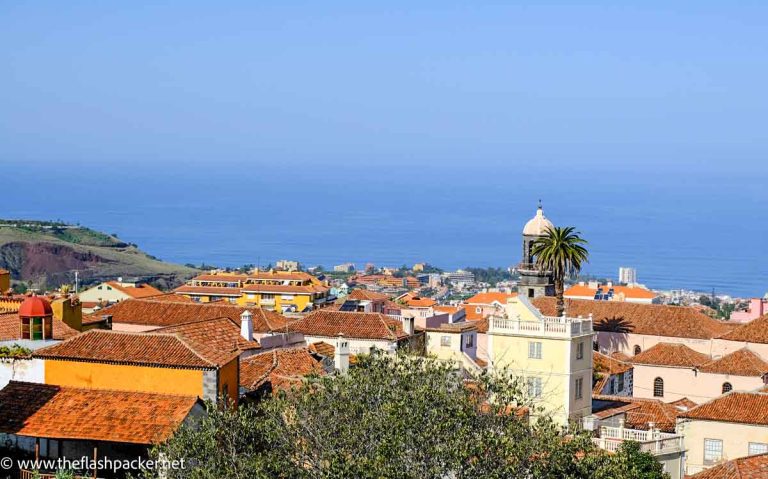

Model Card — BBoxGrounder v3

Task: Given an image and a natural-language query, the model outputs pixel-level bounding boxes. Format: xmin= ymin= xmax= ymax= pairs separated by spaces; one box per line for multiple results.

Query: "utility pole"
xmin=74 ymin=270 xmax=79 ymax=294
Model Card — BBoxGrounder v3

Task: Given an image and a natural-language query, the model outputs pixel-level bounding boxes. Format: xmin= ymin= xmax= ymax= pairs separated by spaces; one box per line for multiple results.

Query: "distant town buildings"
xmin=174 ymin=270 xmax=331 ymax=313
xmin=619 ymin=266 xmax=638 ymax=285
xmin=275 ymin=259 xmax=300 ymax=272
xmin=442 ymin=269 xmax=475 ymax=287
xmin=333 ymin=263 xmax=356 ymax=273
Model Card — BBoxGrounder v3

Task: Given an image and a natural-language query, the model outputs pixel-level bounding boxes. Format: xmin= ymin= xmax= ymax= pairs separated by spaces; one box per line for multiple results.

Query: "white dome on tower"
xmin=523 ymin=204 xmax=554 ymax=236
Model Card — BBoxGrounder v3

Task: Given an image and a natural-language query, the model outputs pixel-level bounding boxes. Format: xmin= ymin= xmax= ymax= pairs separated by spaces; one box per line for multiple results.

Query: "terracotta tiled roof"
xmin=473 ymin=317 xmax=489 ymax=334
xmin=288 ymin=310 xmax=409 ymax=341
xmin=307 ymin=341 xmax=359 ymax=365
xmin=593 ymin=395 xmax=686 ymax=432
xmin=689 ymin=452 xmax=768 ymax=479
xmin=33 ymin=329 xmax=237 ymax=369
xmin=564 ymin=284 xmax=658 ymax=300
xmin=105 ymin=281 xmax=164 ymax=299
xmin=348 ymin=289 xmax=390 ymax=301
xmin=465 ymin=292 xmax=517 ymax=305
xmin=174 ymin=285 xmax=242 ymax=296
xmin=240 ymin=348 xmax=324 ymax=392
xmin=426 ymin=321 xmax=477 ymax=333
xmin=610 ymin=351 xmax=631 ymax=362
xmin=699 ymin=348 xmax=768 ymax=377
xmin=680 ymin=391 xmax=768 ymax=426
xmin=154 ymin=316 xmax=261 ymax=361
xmin=670 ymin=397 xmax=697 ymax=409
xmin=630 ymin=343 xmax=711 ymax=368
xmin=83 ymin=298 xmax=288 ymax=332
xmin=593 ymin=352 xmax=632 ymax=394
xmin=434 ymin=305 xmax=460 ymax=314
xmin=0 ymin=312 xmax=79 ymax=341
xmin=720 ymin=314 xmax=768 ymax=343
xmin=0 ymin=381 xmax=200 ymax=444
xmin=533 ymin=297 xmax=731 ymax=340
xmin=406 ymin=297 xmax=436 ymax=308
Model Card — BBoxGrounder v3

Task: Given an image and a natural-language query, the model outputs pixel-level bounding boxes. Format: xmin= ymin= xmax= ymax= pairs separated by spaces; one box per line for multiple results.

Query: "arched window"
xmin=633 ymin=345 xmax=641 ymax=355
xmin=653 ymin=377 xmax=664 ymax=398
xmin=722 ymin=382 xmax=733 ymax=394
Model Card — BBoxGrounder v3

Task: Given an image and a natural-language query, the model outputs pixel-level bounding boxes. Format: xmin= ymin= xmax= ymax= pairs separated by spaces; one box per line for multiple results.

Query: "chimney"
xmin=402 ymin=315 xmax=415 ymax=336
xmin=335 ymin=333 xmax=349 ymax=374
xmin=240 ymin=310 xmax=253 ymax=341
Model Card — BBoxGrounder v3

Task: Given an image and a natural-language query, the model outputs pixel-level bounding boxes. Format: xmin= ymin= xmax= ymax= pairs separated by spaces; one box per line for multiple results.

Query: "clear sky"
xmin=2 ymin=1 xmax=767 ymax=169
xmin=2 ymin=2 xmax=767 ymax=296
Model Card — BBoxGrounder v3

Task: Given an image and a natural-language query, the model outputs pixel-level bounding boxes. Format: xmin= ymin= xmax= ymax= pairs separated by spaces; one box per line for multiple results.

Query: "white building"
xmin=619 ymin=267 xmax=637 ymax=285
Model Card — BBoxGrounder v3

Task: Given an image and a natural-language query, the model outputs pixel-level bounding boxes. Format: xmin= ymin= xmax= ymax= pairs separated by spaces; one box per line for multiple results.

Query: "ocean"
xmin=3 ymin=159 xmax=767 ymax=297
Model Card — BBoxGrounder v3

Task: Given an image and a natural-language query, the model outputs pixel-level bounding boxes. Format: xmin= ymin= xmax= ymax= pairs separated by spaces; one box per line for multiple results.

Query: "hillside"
xmin=0 ymin=220 xmax=199 ymax=290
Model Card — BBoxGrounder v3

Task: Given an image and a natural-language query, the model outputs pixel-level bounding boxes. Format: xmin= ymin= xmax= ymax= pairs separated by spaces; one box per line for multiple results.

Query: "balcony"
xmin=490 ymin=315 xmax=593 ymax=338
xmin=591 ymin=426 xmax=684 ymax=456
xmin=517 ymin=262 xmax=552 ymax=275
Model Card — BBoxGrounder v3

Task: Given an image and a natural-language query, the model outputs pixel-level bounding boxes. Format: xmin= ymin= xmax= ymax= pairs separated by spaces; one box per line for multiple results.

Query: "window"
xmin=475 ymin=306 xmax=482 ymax=314
xmin=575 ymin=377 xmax=584 ymax=400
xmin=617 ymin=372 xmax=625 ymax=392
xmin=228 ymin=297 xmax=237 ymax=304
xmin=608 ymin=378 xmax=615 ymax=395
xmin=441 ymin=336 xmax=451 ymax=347
xmin=528 ymin=289 xmax=535 ymax=298
xmin=749 ymin=442 xmax=768 ymax=456
xmin=527 ymin=377 xmax=542 ymax=398
xmin=576 ymin=341 xmax=584 ymax=360
xmin=464 ymin=334 xmax=474 ymax=348
xmin=653 ymin=377 xmax=664 ymax=398
xmin=722 ymin=382 xmax=732 ymax=394
xmin=633 ymin=345 xmax=641 ymax=355
xmin=704 ymin=439 xmax=723 ymax=464
xmin=528 ymin=341 xmax=542 ymax=359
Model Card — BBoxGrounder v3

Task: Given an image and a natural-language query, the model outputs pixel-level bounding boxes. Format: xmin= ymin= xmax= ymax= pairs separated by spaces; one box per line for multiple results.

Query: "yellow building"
xmin=34 ymin=328 xmax=242 ymax=405
xmin=175 ymin=270 xmax=331 ymax=313
xmin=487 ymin=296 xmax=593 ymax=426
xmin=0 ymin=269 xmax=10 ymax=294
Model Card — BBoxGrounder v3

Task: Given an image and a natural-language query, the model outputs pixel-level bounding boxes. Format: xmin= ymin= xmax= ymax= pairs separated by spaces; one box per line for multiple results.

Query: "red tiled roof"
xmin=630 ymin=343 xmax=711 ymax=368
xmin=464 ymin=292 xmax=517 ymax=305
xmin=240 ymin=348 xmax=324 ymax=392
xmin=154 ymin=316 xmax=261 ymax=361
xmin=406 ymin=297 xmax=436 ymax=308
xmin=533 ymin=297 xmax=731 ymax=340
xmin=174 ymin=285 xmax=242 ymax=296
xmin=593 ymin=352 xmax=633 ymax=394
xmin=33 ymin=329 xmax=237 ymax=369
xmin=348 ymin=289 xmax=390 ymax=301
xmin=434 ymin=305 xmax=460 ymax=314
xmin=689 ymin=452 xmax=768 ymax=479
xmin=0 ymin=312 xmax=79 ymax=342
xmin=564 ymin=284 xmax=658 ymax=300
xmin=307 ymin=341 xmax=359 ymax=365
xmin=288 ymin=310 xmax=409 ymax=341
xmin=83 ymin=298 xmax=288 ymax=332
xmin=680 ymin=391 xmax=768 ymax=426
xmin=0 ymin=381 xmax=199 ymax=445
xmin=670 ymin=397 xmax=697 ymax=409
xmin=699 ymin=348 xmax=768 ymax=377
xmin=720 ymin=314 xmax=768 ymax=343
xmin=463 ymin=305 xmax=490 ymax=321
xmin=105 ymin=281 xmax=164 ymax=299
xmin=593 ymin=395 xmax=686 ymax=432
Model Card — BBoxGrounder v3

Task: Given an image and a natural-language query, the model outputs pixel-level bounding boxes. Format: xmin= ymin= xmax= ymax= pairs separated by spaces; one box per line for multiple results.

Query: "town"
xmin=0 ymin=205 xmax=766 ymax=478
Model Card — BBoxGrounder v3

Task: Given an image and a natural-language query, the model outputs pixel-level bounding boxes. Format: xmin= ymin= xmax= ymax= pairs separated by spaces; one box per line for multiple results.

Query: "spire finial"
xmin=538 ymin=199 xmax=542 ymax=210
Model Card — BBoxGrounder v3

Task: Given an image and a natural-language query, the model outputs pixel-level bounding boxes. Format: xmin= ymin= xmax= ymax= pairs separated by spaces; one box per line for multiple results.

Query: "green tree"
xmin=143 ymin=354 xmax=666 ymax=479
xmin=531 ymin=226 xmax=589 ymax=317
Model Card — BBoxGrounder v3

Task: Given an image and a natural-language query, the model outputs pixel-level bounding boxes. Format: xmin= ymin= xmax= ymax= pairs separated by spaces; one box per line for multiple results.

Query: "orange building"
xmin=34 ymin=327 xmax=246 ymax=405
xmin=0 ymin=268 xmax=9 ymax=294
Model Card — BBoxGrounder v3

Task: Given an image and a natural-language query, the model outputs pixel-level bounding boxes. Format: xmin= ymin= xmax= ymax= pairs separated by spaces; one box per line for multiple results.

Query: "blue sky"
xmin=2 ymin=1 xmax=767 ymax=168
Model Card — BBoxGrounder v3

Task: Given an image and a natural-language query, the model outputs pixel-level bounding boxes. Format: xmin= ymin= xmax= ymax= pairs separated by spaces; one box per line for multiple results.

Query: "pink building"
xmin=730 ymin=298 xmax=768 ymax=323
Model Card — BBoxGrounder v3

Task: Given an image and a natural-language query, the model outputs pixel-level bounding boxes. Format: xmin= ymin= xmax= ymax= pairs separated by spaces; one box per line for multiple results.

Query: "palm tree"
xmin=530 ymin=226 xmax=589 ymax=317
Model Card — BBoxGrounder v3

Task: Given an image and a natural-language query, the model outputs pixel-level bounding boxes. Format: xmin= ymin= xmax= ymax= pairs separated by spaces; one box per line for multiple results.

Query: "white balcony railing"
xmin=592 ymin=426 xmax=684 ymax=455
xmin=490 ymin=316 xmax=593 ymax=338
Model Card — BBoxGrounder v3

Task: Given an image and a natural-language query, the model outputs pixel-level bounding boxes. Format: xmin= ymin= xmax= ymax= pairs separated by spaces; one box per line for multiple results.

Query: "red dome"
xmin=19 ymin=296 xmax=53 ymax=317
